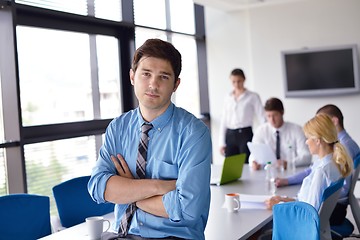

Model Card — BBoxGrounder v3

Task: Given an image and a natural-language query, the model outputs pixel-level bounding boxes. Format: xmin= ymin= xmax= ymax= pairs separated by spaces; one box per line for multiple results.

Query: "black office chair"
xmin=52 ymin=175 xmax=115 ymax=228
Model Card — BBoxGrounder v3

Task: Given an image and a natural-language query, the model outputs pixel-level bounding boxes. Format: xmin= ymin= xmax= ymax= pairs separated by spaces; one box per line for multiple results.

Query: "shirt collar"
xmin=136 ymin=103 xmax=174 ymax=133
xmin=271 ymin=122 xmax=286 ymax=134
xmin=338 ymin=129 xmax=346 ymax=142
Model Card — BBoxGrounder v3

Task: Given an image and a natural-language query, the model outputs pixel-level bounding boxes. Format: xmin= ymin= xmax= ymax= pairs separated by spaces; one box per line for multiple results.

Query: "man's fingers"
xmin=111 ymin=155 xmax=125 ymax=174
xmin=117 ymin=154 xmax=128 ymax=173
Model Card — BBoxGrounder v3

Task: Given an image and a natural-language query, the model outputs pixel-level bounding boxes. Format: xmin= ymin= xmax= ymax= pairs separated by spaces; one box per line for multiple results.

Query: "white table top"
xmin=40 ymin=164 xmax=303 ymax=240
xmin=205 ymin=164 xmax=302 ymax=240
xmin=40 ymin=213 xmax=114 ymax=240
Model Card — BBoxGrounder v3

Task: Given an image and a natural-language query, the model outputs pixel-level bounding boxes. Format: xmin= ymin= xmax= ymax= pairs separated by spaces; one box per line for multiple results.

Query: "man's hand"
xmin=105 ymin=154 xmax=176 ymax=205
xmin=220 ymin=146 xmax=226 ymax=156
xmin=252 ymin=160 xmax=261 ymax=171
xmin=276 ymin=159 xmax=287 ymax=170
xmin=110 ymin=154 xmax=134 ymax=179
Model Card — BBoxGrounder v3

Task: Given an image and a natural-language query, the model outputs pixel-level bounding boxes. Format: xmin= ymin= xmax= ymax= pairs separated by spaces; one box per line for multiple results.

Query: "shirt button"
xmin=139 ymin=222 xmax=143 ymax=226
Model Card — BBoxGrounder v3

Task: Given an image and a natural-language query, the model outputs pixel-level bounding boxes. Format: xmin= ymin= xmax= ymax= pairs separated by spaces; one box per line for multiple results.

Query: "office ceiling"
xmin=193 ymin=0 xmax=306 ymax=11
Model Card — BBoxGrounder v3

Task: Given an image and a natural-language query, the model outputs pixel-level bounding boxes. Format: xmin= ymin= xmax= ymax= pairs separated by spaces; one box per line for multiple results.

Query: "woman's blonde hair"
xmin=303 ymin=114 xmax=353 ymax=177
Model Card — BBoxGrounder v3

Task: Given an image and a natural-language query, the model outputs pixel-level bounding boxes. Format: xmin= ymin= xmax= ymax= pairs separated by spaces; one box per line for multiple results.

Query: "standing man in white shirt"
xmin=219 ymin=68 xmax=266 ymax=163
xmin=250 ymin=97 xmax=311 ymax=170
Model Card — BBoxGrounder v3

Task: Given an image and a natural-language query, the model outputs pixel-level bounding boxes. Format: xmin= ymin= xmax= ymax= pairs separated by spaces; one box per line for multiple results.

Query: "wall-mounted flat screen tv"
xmin=281 ymin=44 xmax=360 ymax=98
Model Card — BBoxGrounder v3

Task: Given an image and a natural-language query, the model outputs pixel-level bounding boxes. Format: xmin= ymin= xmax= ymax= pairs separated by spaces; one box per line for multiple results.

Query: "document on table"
xmin=247 ymin=142 xmax=277 ymax=164
xmin=239 ymin=194 xmax=271 ymax=209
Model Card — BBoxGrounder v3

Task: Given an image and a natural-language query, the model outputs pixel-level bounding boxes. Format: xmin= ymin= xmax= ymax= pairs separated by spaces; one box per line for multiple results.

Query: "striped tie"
xmin=118 ymin=123 xmax=153 ymax=236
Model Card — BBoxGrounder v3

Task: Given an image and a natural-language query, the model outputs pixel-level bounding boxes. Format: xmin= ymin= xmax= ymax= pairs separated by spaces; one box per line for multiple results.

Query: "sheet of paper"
xmin=221 ymin=193 xmax=272 ymax=210
xmin=247 ymin=142 xmax=277 ymax=164
xmin=240 ymin=193 xmax=271 ymax=209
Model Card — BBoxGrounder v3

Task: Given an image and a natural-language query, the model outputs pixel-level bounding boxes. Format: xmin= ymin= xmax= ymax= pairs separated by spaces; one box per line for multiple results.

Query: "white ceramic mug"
xmin=85 ymin=216 xmax=111 ymax=240
xmin=225 ymin=193 xmax=240 ymax=212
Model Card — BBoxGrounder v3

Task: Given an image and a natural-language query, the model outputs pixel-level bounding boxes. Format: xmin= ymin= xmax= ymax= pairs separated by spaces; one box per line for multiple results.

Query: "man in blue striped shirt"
xmin=88 ymin=39 xmax=212 ymax=239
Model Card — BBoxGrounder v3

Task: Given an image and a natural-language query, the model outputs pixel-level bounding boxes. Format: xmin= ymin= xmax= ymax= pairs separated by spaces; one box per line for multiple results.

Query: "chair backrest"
xmin=349 ymin=153 xmax=360 ymax=196
xmin=319 ymin=178 xmax=344 ymax=240
xmin=52 ymin=175 xmax=115 ymax=228
xmin=348 ymin=153 xmax=360 ymax=230
xmin=0 ymin=193 xmax=52 ymax=240
xmin=272 ymin=201 xmax=320 ymax=240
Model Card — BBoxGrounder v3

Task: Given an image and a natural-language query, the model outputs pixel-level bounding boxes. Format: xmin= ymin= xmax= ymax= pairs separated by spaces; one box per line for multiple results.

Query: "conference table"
xmin=40 ymin=164 xmax=303 ymax=240
xmin=204 ymin=164 xmax=302 ymax=240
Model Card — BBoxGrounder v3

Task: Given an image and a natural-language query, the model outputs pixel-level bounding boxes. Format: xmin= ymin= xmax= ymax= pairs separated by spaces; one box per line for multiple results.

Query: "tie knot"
xmin=141 ymin=123 xmax=153 ymax=135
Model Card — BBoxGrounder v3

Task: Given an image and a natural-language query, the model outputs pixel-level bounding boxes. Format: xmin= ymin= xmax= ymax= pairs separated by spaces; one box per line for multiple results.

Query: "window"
xmin=169 ymin=0 xmax=195 ymax=34
xmin=17 ymin=27 xmax=92 ymax=125
xmin=133 ymin=0 xmax=201 ymax=116
xmin=25 ymin=136 xmax=97 ymax=214
xmin=94 ymin=0 xmax=122 ymax=21
xmin=17 ymin=26 xmax=122 ymax=125
xmin=15 ymin=0 xmax=123 ymax=21
xmin=96 ymin=35 xmax=122 ymax=118
xmin=134 ymin=0 xmax=166 ymax=29
xmin=135 ymin=27 xmax=167 ymax=49
xmin=15 ymin=0 xmax=88 ymax=15
xmin=172 ymin=35 xmax=200 ymax=116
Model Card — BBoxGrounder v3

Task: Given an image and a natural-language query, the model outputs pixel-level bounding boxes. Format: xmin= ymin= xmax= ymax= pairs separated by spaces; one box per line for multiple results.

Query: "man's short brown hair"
xmin=132 ymin=39 xmax=182 ymax=81
xmin=264 ymin=97 xmax=284 ymax=114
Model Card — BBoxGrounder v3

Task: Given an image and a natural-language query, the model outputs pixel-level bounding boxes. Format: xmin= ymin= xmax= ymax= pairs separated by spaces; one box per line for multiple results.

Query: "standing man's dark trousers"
xmin=225 ymin=127 xmax=253 ymax=163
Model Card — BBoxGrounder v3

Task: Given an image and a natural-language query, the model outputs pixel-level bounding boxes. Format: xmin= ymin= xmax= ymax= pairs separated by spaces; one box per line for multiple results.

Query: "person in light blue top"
xmin=265 ymin=114 xmax=353 ymax=211
xmin=275 ymin=104 xmax=359 ymax=224
xmin=296 ymin=153 xmax=342 ymax=211
xmin=88 ymin=39 xmax=212 ymax=240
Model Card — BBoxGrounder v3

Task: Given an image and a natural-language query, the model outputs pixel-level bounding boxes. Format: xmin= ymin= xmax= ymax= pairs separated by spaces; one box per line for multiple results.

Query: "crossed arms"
xmin=104 ymin=154 xmax=176 ymax=218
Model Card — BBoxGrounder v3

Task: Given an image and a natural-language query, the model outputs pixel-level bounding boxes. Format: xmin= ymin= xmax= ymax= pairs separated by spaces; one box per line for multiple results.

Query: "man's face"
xmin=265 ymin=110 xmax=284 ymax=129
xmin=130 ymin=56 xmax=180 ymax=116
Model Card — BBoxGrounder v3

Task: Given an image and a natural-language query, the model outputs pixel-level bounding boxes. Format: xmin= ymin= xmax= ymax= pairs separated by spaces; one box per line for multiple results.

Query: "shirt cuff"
xmin=162 ymin=190 xmax=181 ymax=222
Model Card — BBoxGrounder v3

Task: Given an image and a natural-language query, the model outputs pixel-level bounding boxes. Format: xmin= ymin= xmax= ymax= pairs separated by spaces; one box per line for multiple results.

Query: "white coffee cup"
xmin=85 ymin=216 xmax=111 ymax=240
xmin=225 ymin=193 xmax=240 ymax=212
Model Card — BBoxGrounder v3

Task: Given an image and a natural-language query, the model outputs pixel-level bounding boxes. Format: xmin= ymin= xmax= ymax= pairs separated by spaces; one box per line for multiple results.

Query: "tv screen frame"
xmin=281 ymin=44 xmax=360 ymax=98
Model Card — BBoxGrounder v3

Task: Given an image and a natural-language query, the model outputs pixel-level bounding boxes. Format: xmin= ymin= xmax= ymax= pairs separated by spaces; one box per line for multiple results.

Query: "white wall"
xmin=205 ymin=0 xmax=360 ymax=164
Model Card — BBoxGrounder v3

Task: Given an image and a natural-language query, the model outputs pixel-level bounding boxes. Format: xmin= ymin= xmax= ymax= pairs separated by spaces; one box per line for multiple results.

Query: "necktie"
xmin=118 ymin=123 xmax=153 ymax=236
xmin=276 ymin=130 xmax=280 ymax=159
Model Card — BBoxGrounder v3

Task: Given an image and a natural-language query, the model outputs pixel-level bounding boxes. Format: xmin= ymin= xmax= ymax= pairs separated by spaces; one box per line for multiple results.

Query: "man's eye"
xmin=142 ymin=72 xmax=151 ymax=77
xmin=160 ymin=75 xmax=170 ymax=80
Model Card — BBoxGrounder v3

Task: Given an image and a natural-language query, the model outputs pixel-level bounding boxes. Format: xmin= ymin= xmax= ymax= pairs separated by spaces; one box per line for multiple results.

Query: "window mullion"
xmin=89 ymin=35 xmax=101 ymax=119
xmin=0 ymin=5 xmax=26 ymax=193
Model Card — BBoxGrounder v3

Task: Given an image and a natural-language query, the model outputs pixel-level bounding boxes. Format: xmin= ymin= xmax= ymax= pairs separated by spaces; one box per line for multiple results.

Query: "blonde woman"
xmin=265 ymin=113 xmax=353 ymax=211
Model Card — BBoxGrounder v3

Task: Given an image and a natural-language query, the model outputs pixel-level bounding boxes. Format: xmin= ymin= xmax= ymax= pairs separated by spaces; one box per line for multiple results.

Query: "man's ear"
xmin=129 ymin=69 xmax=135 ymax=85
xmin=331 ymin=116 xmax=339 ymax=127
xmin=173 ymin=78 xmax=181 ymax=92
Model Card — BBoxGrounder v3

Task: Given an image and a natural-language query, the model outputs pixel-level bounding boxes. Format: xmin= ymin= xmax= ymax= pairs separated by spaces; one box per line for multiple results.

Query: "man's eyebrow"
xmin=139 ymin=67 xmax=172 ymax=76
xmin=159 ymin=71 xmax=172 ymax=76
xmin=139 ymin=67 xmax=151 ymax=72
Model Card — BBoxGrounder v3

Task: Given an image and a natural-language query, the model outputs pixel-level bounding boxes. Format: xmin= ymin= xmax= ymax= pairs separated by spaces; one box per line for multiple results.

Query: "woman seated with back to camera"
xmin=265 ymin=113 xmax=353 ymax=211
